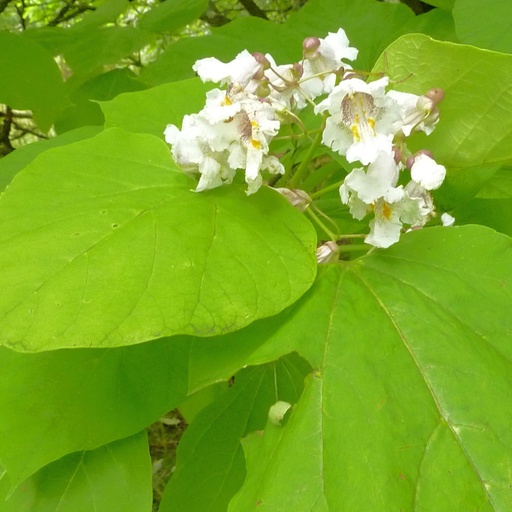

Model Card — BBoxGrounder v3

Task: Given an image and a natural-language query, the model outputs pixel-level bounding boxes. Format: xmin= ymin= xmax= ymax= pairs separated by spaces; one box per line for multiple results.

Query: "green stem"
xmin=288 ymin=123 xmax=324 ymax=188
xmin=339 ymin=244 xmax=370 ymax=253
xmin=306 ymin=207 xmax=337 ymax=241
xmin=338 ymin=233 xmax=366 ymax=240
xmin=310 ymin=180 xmax=344 ymax=199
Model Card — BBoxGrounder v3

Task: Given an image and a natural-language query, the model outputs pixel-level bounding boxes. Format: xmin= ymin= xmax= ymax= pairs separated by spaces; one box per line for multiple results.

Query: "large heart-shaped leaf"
xmin=0 ymin=128 xmax=316 ymax=352
xmin=373 ymin=35 xmax=512 ymax=170
xmin=226 ymin=226 xmax=512 ymax=510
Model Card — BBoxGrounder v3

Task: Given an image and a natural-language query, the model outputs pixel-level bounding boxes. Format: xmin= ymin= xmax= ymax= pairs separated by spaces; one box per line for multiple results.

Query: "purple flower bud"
xmin=252 ymin=52 xmax=270 ymax=70
xmin=303 ymin=36 xmax=321 ymax=58
xmin=425 ymin=87 xmax=445 ymax=104
xmin=416 ymin=149 xmax=434 ymax=160
xmin=393 ymin=147 xmax=402 ymax=165
xmin=406 ymin=155 xmax=416 ymax=169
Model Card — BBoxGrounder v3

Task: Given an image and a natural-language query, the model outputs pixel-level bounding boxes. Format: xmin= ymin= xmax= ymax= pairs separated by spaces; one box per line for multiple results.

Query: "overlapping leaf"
xmin=0 ymin=337 xmax=188 ymax=485
xmin=0 ymin=432 xmax=152 ymax=512
xmin=160 ymin=354 xmax=311 ymax=512
xmin=373 ymin=35 xmax=512 ymax=170
xmin=225 ymin=226 xmax=512 ymax=510
xmin=0 ymin=128 xmax=317 ymax=351
xmin=453 ymin=0 xmax=512 ymax=53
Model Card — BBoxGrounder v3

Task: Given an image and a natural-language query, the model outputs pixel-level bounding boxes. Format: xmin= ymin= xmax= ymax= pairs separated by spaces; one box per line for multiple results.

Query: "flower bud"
xmin=292 ymin=62 xmax=304 ymax=80
xmin=303 ymin=36 xmax=321 ymax=58
xmin=274 ymin=188 xmax=311 ymax=212
xmin=425 ymin=87 xmax=445 ymax=104
xmin=393 ymin=146 xmax=402 ymax=165
xmin=416 ymin=149 xmax=434 ymax=159
xmin=255 ymin=78 xmax=271 ymax=98
xmin=405 ymin=155 xmax=415 ymax=170
xmin=316 ymin=241 xmax=339 ymax=264
xmin=252 ymin=52 xmax=270 ymax=70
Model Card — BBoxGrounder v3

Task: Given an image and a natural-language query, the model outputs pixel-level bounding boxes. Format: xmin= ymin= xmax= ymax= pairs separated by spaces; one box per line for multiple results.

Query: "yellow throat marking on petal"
xmin=251 ymin=139 xmax=261 ymax=149
xmin=382 ymin=201 xmax=393 ymax=220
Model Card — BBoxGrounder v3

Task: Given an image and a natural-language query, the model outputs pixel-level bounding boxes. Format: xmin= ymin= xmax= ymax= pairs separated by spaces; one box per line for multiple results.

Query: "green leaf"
xmin=0 ymin=336 xmax=188 ymax=485
xmin=285 ymin=0 xmax=414 ymax=70
xmin=421 ymin=0 xmax=454 ymax=8
xmin=74 ymin=0 xmax=131 ymax=28
xmin=24 ymin=26 xmax=152 ymax=85
xmin=0 ymin=126 xmax=101 ymax=193
xmin=373 ymin=34 xmax=512 ymax=169
xmin=228 ymin=226 xmax=512 ymax=510
xmin=453 ymin=0 xmax=512 ymax=53
xmin=0 ymin=32 xmax=66 ymax=131
xmin=140 ymin=17 xmax=300 ymax=86
xmin=74 ymin=68 xmax=148 ymax=102
xmin=453 ymin=198 xmax=512 ymax=237
xmin=138 ymin=0 xmax=208 ymax=34
xmin=0 ymin=128 xmax=316 ymax=351
xmin=160 ymin=355 xmax=311 ymax=512
xmin=0 ymin=432 xmax=152 ymax=512
xmin=101 ymin=78 xmax=212 ymax=138
xmin=393 ymin=7 xmax=458 ymax=43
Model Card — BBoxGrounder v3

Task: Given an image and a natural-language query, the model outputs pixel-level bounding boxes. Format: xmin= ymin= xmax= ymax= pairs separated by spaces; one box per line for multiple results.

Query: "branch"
xmin=0 ymin=107 xmax=15 ymax=157
xmin=238 ymin=0 xmax=268 ymax=19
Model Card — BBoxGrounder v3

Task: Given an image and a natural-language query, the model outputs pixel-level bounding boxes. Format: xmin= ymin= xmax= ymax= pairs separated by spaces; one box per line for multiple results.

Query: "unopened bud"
xmin=316 ymin=241 xmax=339 ymax=264
xmin=256 ymin=78 xmax=271 ymax=98
xmin=292 ymin=62 xmax=303 ymax=79
xmin=393 ymin=147 xmax=402 ymax=165
xmin=252 ymin=52 xmax=270 ymax=70
xmin=274 ymin=188 xmax=311 ymax=212
xmin=405 ymin=155 xmax=415 ymax=169
xmin=416 ymin=149 xmax=434 ymax=160
xmin=303 ymin=36 xmax=321 ymax=58
xmin=425 ymin=87 xmax=445 ymax=104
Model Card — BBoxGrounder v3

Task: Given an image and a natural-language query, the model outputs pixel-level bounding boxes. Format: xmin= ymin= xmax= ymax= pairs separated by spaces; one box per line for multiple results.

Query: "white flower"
xmin=193 ymin=50 xmax=261 ymax=87
xmin=410 ymin=153 xmax=446 ymax=190
xmin=387 ymin=90 xmax=439 ymax=136
xmin=341 ymin=152 xmax=400 ymax=204
xmin=441 ymin=212 xmax=455 ymax=226
xmin=301 ymin=29 xmax=358 ymax=98
xmin=365 ymin=191 xmax=427 ymax=248
xmin=315 ymin=77 xmax=399 ymax=165
xmin=165 ymin=88 xmax=284 ymax=194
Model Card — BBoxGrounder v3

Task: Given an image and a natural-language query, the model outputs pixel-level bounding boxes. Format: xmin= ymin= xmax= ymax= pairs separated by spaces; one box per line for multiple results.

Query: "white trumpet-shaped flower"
xmin=315 ymin=77 xmax=400 ymax=165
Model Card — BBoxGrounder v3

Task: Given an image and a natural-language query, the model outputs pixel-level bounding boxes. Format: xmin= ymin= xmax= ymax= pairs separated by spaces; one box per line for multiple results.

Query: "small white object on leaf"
xmin=268 ymin=401 xmax=292 ymax=426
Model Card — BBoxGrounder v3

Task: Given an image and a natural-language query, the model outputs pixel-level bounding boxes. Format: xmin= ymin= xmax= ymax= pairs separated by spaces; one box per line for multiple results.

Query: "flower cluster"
xmin=165 ymin=28 xmax=450 ymax=250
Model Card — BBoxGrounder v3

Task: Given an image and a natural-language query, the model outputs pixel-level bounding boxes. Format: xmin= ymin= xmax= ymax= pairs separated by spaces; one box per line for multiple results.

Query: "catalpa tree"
xmin=0 ymin=0 xmax=511 ymax=511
